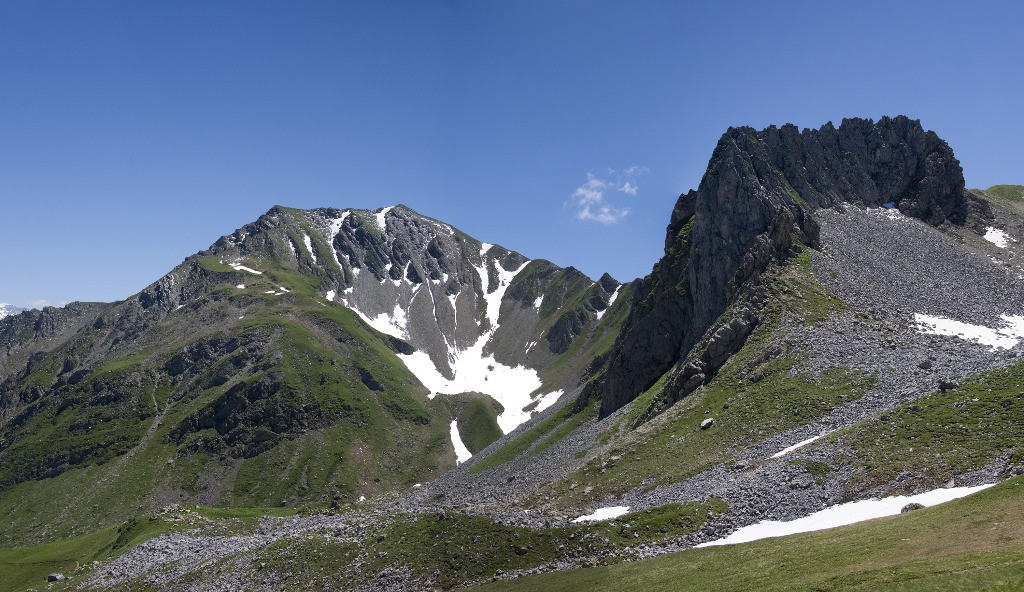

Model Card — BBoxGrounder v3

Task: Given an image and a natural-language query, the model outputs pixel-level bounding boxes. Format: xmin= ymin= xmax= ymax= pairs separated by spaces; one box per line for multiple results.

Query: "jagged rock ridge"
xmin=597 ymin=116 xmax=987 ymax=417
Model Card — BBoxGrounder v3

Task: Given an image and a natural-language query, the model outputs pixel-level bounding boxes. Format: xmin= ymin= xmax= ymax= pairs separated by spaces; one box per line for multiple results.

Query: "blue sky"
xmin=1 ymin=0 xmax=1021 ymax=307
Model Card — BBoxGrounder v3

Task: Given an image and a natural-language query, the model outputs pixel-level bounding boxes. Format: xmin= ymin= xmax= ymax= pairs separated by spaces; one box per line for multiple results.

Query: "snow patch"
xmin=573 ymin=506 xmax=630 ymax=523
xmin=228 ymin=261 xmax=263 ymax=275
xmin=376 ymin=206 xmax=394 ymax=233
xmin=595 ymin=285 xmax=622 ymax=321
xmin=870 ymin=206 xmax=906 ymax=221
xmin=325 ymin=290 xmax=336 ymax=301
xmin=450 ymin=420 xmax=472 ymax=464
xmin=914 ymin=313 xmax=1024 ymax=350
xmin=698 ymin=484 xmax=994 ymax=547
xmin=236 ymin=284 xmax=245 ymax=289
xmin=351 ymin=303 xmax=409 ymax=340
xmin=397 ymin=348 xmax=560 ymax=432
xmin=771 ymin=434 xmax=826 ymax=459
xmin=984 ymin=227 xmax=1010 ymax=248
xmin=394 ymin=247 xmax=559 ymax=432
xmin=325 ymin=211 xmax=351 ymax=268
xmin=302 ymin=232 xmax=318 ymax=263
xmin=533 ymin=295 xmax=544 ymax=309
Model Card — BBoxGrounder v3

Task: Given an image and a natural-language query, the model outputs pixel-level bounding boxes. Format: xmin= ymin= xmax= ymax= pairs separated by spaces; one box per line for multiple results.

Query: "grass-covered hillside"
xmin=477 ymin=475 xmax=1024 ymax=592
xmin=0 ymin=204 xmax=633 ymax=550
xmin=0 ymin=207 xmax=462 ymax=547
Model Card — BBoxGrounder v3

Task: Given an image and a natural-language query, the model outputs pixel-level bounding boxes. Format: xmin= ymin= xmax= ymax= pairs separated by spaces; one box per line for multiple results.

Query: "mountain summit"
xmin=0 ymin=204 xmax=627 ymax=543
xmin=594 ymin=116 xmax=991 ymax=417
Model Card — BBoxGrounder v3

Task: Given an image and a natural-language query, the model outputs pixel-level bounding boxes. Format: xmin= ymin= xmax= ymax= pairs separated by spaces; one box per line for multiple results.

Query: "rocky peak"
xmin=596 ymin=116 xmax=983 ymax=417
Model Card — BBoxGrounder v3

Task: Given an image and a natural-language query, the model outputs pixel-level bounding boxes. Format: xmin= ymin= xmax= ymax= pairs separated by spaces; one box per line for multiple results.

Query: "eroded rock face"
xmin=597 ymin=116 xmax=982 ymax=417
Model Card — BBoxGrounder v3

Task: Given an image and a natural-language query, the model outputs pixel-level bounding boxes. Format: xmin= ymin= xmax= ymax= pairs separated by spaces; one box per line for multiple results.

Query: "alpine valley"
xmin=3 ymin=117 xmax=1024 ymax=591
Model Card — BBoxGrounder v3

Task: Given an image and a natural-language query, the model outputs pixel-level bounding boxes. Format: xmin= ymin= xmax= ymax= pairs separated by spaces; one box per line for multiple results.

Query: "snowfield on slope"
xmin=397 ymin=244 xmax=562 ymax=433
xmin=450 ymin=420 xmax=473 ymax=464
xmin=697 ymin=484 xmax=994 ymax=547
xmin=573 ymin=506 xmax=630 ymax=523
xmin=913 ymin=313 xmax=1024 ymax=350
xmin=227 ymin=260 xmax=263 ymax=275
xmin=321 ymin=229 xmax=563 ymax=434
xmin=984 ymin=226 xmax=1011 ymax=248
xmin=770 ymin=433 xmax=828 ymax=459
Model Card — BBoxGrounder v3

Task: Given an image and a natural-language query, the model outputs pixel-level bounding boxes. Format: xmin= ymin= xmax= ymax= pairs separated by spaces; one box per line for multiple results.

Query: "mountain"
xmin=593 ymin=115 xmax=991 ymax=418
xmin=4 ymin=118 xmax=1024 ymax=592
xmin=0 ymin=205 xmax=628 ymax=545
xmin=0 ymin=304 xmax=26 ymax=320
xmin=397 ymin=116 xmax=1023 ymax=513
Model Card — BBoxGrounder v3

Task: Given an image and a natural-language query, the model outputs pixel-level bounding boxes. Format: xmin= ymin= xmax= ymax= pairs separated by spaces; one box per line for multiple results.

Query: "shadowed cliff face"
xmin=597 ymin=116 xmax=984 ymax=417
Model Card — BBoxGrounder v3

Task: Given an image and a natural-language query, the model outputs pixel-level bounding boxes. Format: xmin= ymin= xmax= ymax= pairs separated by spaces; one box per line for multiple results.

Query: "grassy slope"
xmin=470 ymin=399 xmax=599 ymax=474
xmin=0 ymin=213 xmax=453 ymax=546
xmin=241 ymin=499 xmax=726 ymax=590
xmin=501 ymin=262 xmax=632 ymax=393
xmin=432 ymin=394 xmax=505 ymax=454
xmin=980 ymin=185 xmax=1024 ymax=202
xmin=0 ymin=311 xmax=450 ymax=545
xmin=457 ymin=398 xmax=504 ymax=454
xmin=536 ymin=282 xmax=632 ymax=391
xmin=832 ymin=358 xmax=1024 ymax=493
xmin=476 ymin=475 xmax=1024 ymax=592
xmin=0 ymin=512 xmax=185 ymax=592
xmin=527 ymin=249 xmax=871 ymax=506
xmin=0 ymin=505 xmax=303 ymax=592
xmin=972 ymin=185 xmax=1024 ymax=219
xmin=0 ymin=499 xmax=726 ymax=591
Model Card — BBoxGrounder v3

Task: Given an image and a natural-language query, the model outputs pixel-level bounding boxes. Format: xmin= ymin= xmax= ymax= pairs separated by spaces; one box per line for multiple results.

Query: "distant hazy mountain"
xmin=0 ymin=304 xmax=26 ymax=320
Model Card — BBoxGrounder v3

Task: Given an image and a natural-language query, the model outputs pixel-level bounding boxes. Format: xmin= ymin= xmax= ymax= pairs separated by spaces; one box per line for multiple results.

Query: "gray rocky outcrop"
xmin=596 ymin=116 xmax=987 ymax=417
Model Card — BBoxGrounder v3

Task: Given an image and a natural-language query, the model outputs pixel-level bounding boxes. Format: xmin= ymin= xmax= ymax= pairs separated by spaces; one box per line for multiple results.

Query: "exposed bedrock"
xmin=597 ymin=116 xmax=989 ymax=417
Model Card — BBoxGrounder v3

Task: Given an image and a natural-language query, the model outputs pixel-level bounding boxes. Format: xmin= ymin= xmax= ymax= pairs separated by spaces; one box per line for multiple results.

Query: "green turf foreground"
xmin=475 ymin=476 xmax=1024 ymax=592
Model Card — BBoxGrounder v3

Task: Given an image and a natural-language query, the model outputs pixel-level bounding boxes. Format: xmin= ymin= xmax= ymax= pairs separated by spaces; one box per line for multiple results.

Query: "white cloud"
xmin=573 ymin=173 xmax=608 ymax=206
xmin=578 ymin=203 xmax=630 ymax=224
xmin=569 ymin=166 xmax=646 ymax=225
xmin=22 ymin=299 xmax=65 ymax=309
